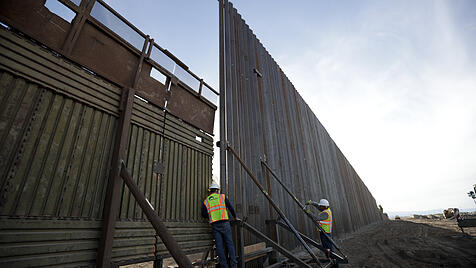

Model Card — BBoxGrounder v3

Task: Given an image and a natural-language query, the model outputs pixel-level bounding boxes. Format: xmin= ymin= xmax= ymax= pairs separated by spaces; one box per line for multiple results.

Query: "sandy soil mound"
xmin=339 ymin=218 xmax=476 ymax=268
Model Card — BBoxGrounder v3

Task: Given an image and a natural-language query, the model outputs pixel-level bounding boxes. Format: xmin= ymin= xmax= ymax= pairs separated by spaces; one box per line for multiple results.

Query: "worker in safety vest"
xmin=201 ymin=181 xmax=238 ymax=268
xmin=307 ymin=199 xmax=333 ymax=259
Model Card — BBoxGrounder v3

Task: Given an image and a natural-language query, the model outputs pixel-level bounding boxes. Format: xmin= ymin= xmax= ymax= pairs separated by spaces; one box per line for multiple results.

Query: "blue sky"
xmin=91 ymin=0 xmax=476 ymax=212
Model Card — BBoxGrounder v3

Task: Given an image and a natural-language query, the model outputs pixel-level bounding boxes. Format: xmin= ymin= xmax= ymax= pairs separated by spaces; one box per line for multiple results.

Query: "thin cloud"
xmin=277 ymin=0 xmax=476 ymax=211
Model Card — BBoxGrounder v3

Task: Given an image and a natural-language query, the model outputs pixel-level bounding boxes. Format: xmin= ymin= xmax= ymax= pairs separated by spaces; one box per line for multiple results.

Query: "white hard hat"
xmin=318 ymin=199 xmax=329 ymax=207
xmin=209 ymin=181 xmax=220 ymax=189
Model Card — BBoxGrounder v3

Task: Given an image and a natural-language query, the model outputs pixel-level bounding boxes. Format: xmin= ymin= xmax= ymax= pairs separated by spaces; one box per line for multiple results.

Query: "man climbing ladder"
xmin=307 ymin=199 xmax=334 ymax=260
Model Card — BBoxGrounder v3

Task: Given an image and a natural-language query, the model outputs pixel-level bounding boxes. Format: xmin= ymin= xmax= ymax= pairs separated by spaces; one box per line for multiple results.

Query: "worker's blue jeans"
xmin=320 ymin=231 xmax=333 ymax=252
xmin=211 ymin=220 xmax=237 ymax=268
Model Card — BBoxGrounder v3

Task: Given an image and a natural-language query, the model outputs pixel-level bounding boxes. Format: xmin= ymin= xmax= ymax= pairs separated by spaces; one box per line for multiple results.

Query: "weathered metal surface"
xmin=0 ymin=0 xmax=72 ymax=53
xmin=167 ymin=82 xmax=216 ymax=136
xmin=0 ymin=14 xmax=214 ymax=266
xmin=120 ymin=162 xmax=193 ymax=268
xmin=0 ymin=71 xmax=117 ymax=219
xmin=0 ymin=0 xmax=217 ymax=134
xmin=220 ymin=0 xmax=384 ymax=249
xmin=97 ymin=32 xmax=149 ymax=267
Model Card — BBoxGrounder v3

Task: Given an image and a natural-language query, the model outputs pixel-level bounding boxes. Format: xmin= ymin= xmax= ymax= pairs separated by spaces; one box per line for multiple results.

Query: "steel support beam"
xmin=218 ymin=0 xmax=227 ymax=193
xmin=97 ymin=35 xmax=150 ymax=267
xmin=119 ymin=162 xmax=192 ymax=268
xmin=261 ymin=160 xmax=347 ymax=259
xmin=276 ymin=221 xmax=348 ymax=264
xmin=62 ymin=0 xmax=96 ymax=56
xmin=226 ymin=145 xmax=322 ymax=267
xmin=241 ymin=221 xmax=311 ymax=268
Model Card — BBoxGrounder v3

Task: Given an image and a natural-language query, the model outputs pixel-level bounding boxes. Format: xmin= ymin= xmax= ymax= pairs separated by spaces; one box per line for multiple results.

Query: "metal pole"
xmin=261 ymin=160 xmax=347 ymax=257
xmin=235 ymin=220 xmax=245 ymax=268
xmin=226 ymin=145 xmax=322 ymax=267
xmin=276 ymin=221 xmax=347 ymax=264
xmin=241 ymin=221 xmax=312 ymax=268
xmin=218 ymin=0 xmax=227 ymax=193
xmin=97 ymin=35 xmax=150 ymax=268
xmin=119 ymin=161 xmax=193 ymax=268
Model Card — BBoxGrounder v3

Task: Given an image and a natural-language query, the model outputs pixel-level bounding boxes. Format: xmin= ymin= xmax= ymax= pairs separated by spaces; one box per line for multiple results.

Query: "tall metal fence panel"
xmin=0 ymin=0 xmax=217 ymax=266
xmin=220 ymin=0 xmax=383 ymax=248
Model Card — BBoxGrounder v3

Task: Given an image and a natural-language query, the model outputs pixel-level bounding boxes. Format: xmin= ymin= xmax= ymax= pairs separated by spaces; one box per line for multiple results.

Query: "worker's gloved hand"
xmin=305 ymin=200 xmax=313 ymax=205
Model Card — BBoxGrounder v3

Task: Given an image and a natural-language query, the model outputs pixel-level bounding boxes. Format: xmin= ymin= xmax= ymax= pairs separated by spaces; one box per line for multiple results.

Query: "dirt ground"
xmin=124 ymin=218 xmax=476 ymax=267
xmin=338 ymin=218 xmax=476 ymax=268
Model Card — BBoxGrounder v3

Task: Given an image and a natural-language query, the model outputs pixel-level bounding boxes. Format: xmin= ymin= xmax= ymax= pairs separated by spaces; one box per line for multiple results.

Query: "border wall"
xmin=219 ymin=0 xmax=384 ymax=249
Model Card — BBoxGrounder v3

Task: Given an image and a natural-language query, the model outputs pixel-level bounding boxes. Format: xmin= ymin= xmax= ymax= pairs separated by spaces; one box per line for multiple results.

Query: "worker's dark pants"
xmin=320 ymin=231 xmax=333 ymax=252
xmin=320 ymin=232 xmax=339 ymax=267
xmin=211 ymin=220 xmax=237 ymax=268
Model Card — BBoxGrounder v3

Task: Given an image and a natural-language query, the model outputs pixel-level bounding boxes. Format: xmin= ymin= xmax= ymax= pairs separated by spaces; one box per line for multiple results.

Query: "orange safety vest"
xmin=203 ymin=193 xmax=229 ymax=224
xmin=318 ymin=208 xmax=333 ymax=234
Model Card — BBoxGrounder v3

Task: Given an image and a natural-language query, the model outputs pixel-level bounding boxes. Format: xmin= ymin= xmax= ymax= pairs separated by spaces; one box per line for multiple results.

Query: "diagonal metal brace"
xmin=226 ymin=144 xmax=322 ymax=267
xmin=241 ymin=221 xmax=312 ymax=268
xmin=276 ymin=221 xmax=348 ymax=264
xmin=261 ymin=159 xmax=348 ymax=261
xmin=119 ymin=161 xmax=193 ymax=268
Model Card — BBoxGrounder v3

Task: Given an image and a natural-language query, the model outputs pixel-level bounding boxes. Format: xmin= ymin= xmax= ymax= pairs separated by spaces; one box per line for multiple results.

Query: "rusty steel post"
xmin=62 ymin=0 xmax=96 ymax=56
xmin=119 ymin=162 xmax=192 ymax=268
xmin=219 ymin=0 xmax=227 ymax=193
xmin=96 ymin=86 xmax=135 ymax=267
xmin=226 ymin=144 xmax=322 ymax=267
xmin=97 ymin=35 xmax=150 ymax=267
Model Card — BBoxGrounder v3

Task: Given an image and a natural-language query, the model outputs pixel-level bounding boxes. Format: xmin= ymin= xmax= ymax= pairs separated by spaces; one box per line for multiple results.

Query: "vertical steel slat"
xmin=90 ymin=113 xmax=115 ymax=218
xmin=178 ymin=144 xmax=186 ymax=221
xmin=76 ymin=110 xmax=103 ymax=217
xmin=143 ymin=130 xmax=154 ymax=220
xmin=219 ymin=0 xmax=227 ymax=200
xmin=136 ymin=129 xmax=150 ymax=219
xmin=223 ymin=0 xmax=233 ymax=198
xmin=150 ymin=134 xmax=159 ymax=215
xmin=0 ymin=80 xmax=40 ymax=192
xmin=130 ymin=126 xmax=144 ymax=219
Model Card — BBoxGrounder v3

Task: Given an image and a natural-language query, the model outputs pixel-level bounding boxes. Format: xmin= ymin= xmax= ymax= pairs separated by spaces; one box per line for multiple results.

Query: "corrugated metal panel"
xmin=0 ymin=26 xmax=214 ymax=266
xmin=0 ymin=219 xmax=101 ymax=267
xmin=220 ymin=1 xmax=384 ymax=249
xmin=0 ymin=71 xmax=117 ymax=218
xmin=0 ymin=219 xmax=213 ymax=267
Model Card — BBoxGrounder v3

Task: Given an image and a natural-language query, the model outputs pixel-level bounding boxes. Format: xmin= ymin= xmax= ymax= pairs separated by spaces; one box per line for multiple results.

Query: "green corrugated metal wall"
xmin=0 ymin=27 xmax=213 ymax=267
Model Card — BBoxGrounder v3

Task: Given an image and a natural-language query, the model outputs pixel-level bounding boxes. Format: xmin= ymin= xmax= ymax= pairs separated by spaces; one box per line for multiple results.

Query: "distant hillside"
xmin=387 ymin=208 xmax=476 ymax=219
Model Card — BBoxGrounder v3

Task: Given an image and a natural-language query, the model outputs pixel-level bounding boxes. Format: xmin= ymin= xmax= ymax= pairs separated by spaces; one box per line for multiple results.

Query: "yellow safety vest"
xmin=318 ymin=208 xmax=333 ymax=234
xmin=203 ymin=193 xmax=229 ymax=223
